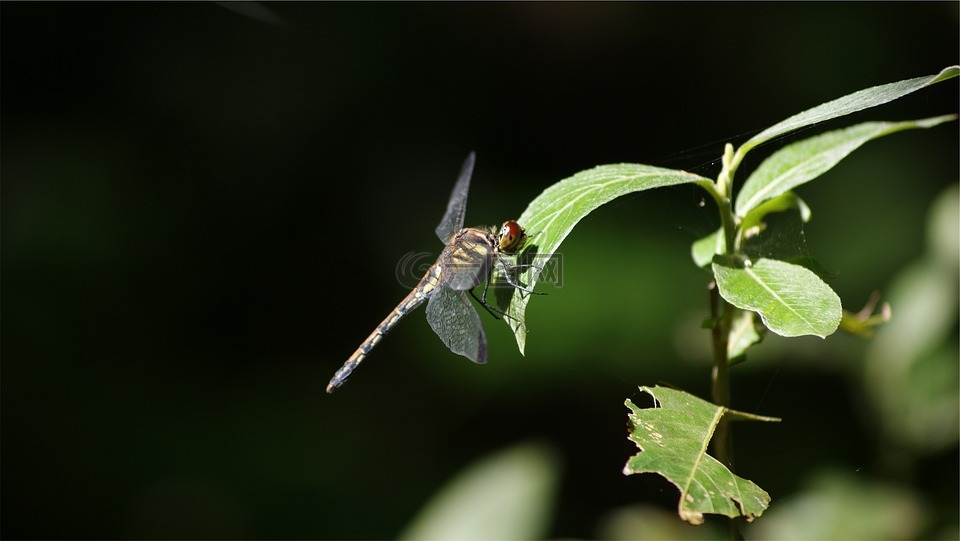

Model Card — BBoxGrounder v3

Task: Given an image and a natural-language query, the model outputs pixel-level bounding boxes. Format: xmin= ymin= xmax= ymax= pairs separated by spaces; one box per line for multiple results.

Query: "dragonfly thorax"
xmin=437 ymin=228 xmax=499 ymax=292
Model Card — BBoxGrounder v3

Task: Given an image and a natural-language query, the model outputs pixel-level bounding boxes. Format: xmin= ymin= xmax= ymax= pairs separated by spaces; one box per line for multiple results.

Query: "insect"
xmin=327 ymin=153 xmax=536 ymax=393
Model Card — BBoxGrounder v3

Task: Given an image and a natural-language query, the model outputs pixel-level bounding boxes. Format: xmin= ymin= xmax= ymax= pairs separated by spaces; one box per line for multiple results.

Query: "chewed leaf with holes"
xmin=503 ymin=164 xmax=713 ymax=353
xmin=623 ymin=386 xmax=780 ymax=525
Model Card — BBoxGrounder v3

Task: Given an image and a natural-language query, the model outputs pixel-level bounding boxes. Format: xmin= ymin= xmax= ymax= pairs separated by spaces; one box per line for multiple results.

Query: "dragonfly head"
xmin=497 ymin=220 xmax=527 ymax=254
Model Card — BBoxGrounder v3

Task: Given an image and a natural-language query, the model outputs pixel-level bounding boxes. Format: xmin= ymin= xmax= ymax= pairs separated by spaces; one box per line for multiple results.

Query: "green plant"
xmin=492 ymin=66 xmax=959 ymax=536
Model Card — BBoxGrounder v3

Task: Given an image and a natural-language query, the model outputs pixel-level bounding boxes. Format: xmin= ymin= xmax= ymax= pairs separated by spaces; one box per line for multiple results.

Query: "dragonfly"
xmin=326 ymin=152 xmax=536 ymax=393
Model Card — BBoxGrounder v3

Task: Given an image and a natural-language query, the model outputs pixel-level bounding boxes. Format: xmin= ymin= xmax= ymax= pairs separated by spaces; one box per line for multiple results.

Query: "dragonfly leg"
xmin=472 ymin=272 xmax=529 ymax=332
xmin=471 ymin=288 xmax=527 ymax=333
xmin=496 ymin=257 xmax=546 ymax=297
xmin=471 ymin=288 xmax=502 ymax=320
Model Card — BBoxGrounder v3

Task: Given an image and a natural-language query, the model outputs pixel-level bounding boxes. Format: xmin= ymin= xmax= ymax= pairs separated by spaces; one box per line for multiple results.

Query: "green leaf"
xmin=727 ymin=309 xmax=763 ymax=362
xmin=399 ymin=442 xmax=560 ymax=541
xmin=740 ymin=191 xmax=811 ymax=233
xmin=712 ymin=257 xmax=841 ymax=338
xmin=504 ymin=164 xmax=713 ymax=353
xmin=734 ymin=66 xmax=958 ymax=164
xmin=736 ymin=115 xmax=957 ymax=216
xmin=691 ymin=228 xmax=724 ymax=268
xmin=623 ymin=386 xmax=779 ymax=525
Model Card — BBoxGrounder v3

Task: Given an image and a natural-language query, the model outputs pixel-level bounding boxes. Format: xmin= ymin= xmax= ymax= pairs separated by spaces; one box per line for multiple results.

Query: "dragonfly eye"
xmin=498 ymin=220 xmax=527 ymax=254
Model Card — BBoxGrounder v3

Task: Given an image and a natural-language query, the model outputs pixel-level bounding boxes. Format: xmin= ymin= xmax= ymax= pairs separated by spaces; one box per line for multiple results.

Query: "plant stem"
xmin=711 ymin=141 xmax=740 ymax=473
xmin=709 ymin=283 xmax=734 ymax=466
xmin=709 ymin=282 xmax=742 ymax=540
xmin=704 ymin=142 xmax=746 ymax=539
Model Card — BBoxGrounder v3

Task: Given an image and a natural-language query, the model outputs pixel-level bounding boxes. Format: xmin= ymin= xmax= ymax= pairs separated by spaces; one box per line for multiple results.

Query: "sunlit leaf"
xmin=623 ymin=386 xmax=779 ymax=525
xmin=712 ymin=257 xmax=841 ymax=338
xmin=736 ymin=116 xmax=957 ymax=216
xmin=504 ymin=164 xmax=713 ymax=353
xmin=734 ymin=66 xmax=958 ymax=164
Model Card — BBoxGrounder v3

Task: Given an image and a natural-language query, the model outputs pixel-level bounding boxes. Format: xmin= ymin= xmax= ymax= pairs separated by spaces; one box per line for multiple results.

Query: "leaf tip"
xmin=934 ymin=65 xmax=960 ymax=82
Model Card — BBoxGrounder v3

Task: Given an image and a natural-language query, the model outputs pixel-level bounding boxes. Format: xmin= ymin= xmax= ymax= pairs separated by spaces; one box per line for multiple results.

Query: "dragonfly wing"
xmin=425 ymin=286 xmax=488 ymax=364
xmin=434 ymin=152 xmax=475 ymax=245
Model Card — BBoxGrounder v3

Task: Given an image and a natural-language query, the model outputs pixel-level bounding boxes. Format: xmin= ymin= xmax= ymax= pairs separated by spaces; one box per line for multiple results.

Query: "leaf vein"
xmin=743 ymin=266 xmax=815 ymax=331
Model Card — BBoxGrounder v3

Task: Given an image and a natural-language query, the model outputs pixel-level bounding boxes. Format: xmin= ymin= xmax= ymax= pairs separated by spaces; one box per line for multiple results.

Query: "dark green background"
xmin=3 ymin=3 xmax=957 ymax=539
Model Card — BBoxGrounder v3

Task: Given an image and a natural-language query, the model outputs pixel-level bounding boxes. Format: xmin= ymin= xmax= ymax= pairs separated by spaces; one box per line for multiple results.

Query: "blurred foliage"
xmin=747 ymin=469 xmax=928 ymax=540
xmin=865 ymin=184 xmax=959 ymax=454
xmin=399 ymin=442 xmax=560 ymax=541
xmin=2 ymin=2 xmax=957 ymax=539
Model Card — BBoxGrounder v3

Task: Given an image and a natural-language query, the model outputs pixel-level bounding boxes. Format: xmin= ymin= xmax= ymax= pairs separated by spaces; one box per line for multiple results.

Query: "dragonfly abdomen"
xmin=326 ymin=264 xmax=442 ymax=393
